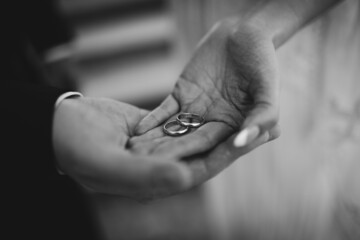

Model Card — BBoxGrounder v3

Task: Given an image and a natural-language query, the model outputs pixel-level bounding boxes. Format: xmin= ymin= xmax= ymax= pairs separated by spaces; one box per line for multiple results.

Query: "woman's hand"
xmin=135 ymin=19 xmax=281 ymax=156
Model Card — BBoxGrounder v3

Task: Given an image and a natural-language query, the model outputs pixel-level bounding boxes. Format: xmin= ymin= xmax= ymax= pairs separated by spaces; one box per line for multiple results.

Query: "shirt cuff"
xmin=54 ymin=91 xmax=83 ymax=109
xmin=54 ymin=91 xmax=83 ymax=175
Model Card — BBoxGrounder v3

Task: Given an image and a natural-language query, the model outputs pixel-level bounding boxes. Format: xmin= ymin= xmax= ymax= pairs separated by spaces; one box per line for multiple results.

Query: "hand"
xmin=52 ymin=97 xmax=272 ymax=202
xmin=135 ymin=18 xmax=281 ymax=156
xmin=52 ymin=97 xmax=193 ymax=201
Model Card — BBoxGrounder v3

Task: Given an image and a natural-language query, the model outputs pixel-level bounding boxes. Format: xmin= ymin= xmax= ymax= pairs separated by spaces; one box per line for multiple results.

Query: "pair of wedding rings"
xmin=163 ymin=112 xmax=205 ymax=136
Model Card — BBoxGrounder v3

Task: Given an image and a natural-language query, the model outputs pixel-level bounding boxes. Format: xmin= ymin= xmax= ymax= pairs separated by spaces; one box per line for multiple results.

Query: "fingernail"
xmin=233 ymin=126 xmax=260 ymax=147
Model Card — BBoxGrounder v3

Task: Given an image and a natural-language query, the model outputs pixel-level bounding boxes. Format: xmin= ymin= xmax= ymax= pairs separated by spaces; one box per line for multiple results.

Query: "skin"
xmin=131 ymin=19 xmax=281 ymax=157
xmin=131 ymin=0 xmax=344 ymax=154
xmin=52 ymin=10 xmax=284 ymax=202
xmin=53 ymin=0 xmax=344 ymax=202
xmin=53 ymin=96 xmax=272 ymax=201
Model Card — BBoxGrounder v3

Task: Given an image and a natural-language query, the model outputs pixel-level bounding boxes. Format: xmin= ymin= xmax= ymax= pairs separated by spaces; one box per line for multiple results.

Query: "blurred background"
xmin=45 ymin=0 xmax=359 ymax=240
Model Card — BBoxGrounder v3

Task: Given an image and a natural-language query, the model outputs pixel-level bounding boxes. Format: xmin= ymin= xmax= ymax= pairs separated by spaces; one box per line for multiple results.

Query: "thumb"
xmin=234 ymin=41 xmax=280 ymax=146
xmin=233 ymin=102 xmax=279 ymax=147
xmin=234 ymin=79 xmax=280 ymax=147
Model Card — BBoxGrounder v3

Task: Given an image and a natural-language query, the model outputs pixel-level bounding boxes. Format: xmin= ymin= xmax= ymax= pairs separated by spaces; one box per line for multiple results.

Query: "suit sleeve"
xmin=0 ymin=0 xmax=75 ymax=172
xmin=24 ymin=0 xmax=75 ymax=55
xmin=1 ymin=81 xmax=67 ymax=174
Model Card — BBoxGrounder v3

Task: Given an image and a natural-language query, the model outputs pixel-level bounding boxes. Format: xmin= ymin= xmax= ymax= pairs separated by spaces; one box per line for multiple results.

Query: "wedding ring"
xmin=163 ymin=120 xmax=190 ymax=136
xmin=176 ymin=112 xmax=205 ymax=128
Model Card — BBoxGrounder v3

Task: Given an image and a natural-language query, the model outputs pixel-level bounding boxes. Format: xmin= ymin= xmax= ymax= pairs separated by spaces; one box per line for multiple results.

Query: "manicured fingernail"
xmin=233 ymin=126 xmax=260 ymax=147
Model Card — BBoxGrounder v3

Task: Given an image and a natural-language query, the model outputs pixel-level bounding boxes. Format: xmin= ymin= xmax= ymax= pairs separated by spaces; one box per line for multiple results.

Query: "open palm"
xmin=133 ymin=20 xmax=281 ymax=158
xmin=53 ymin=97 xmax=267 ymax=201
xmin=53 ymin=97 xmax=196 ymax=201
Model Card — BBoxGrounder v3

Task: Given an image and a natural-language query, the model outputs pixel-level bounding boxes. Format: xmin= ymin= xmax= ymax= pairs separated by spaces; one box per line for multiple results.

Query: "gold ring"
xmin=176 ymin=112 xmax=205 ymax=128
xmin=163 ymin=120 xmax=190 ymax=136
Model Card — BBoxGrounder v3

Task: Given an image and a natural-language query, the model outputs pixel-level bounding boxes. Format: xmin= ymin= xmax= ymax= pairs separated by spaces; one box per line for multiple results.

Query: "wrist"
xmin=243 ymin=0 xmax=344 ymax=49
xmin=244 ymin=2 xmax=300 ymax=49
xmin=215 ymin=11 xmax=289 ymax=51
xmin=216 ymin=4 xmax=297 ymax=50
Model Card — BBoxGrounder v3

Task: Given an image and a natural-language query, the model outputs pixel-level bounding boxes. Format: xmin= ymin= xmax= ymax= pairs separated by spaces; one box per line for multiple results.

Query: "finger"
xmin=139 ymin=109 xmax=150 ymax=119
xmin=184 ymin=130 xmax=272 ymax=186
xmin=74 ymin=149 xmax=193 ymax=201
xmin=234 ymin=96 xmax=279 ymax=147
xmin=127 ymin=108 xmax=151 ymax=136
xmin=135 ymin=95 xmax=179 ymax=135
xmin=245 ymin=98 xmax=279 ymax=130
xmin=238 ymin=46 xmax=280 ymax=144
xmin=128 ymin=124 xmax=173 ymax=155
xmin=233 ymin=122 xmax=281 ymax=147
xmin=152 ymin=121 xmax=234 ymax=159
xmin=131 ymin=125 xmax=165 ymax=142
xmin=129 ymin=136 xmax=169 ymax=155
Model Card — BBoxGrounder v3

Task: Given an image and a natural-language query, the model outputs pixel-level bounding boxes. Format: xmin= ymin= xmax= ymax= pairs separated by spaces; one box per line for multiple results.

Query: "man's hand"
xmin=52 ymin=97 xmax=193 ymax=201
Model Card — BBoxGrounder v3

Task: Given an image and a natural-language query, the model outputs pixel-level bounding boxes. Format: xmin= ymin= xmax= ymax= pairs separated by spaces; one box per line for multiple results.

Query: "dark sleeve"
xmin=23 ymin=0 xmax=75 ymax=54
xmin=0 ymin=0 xmax=75 ymax=168
xmin=1 ymin=81 xmax=67 ymax=173
xmin=1 ymin=3 xmax=103 ymax=238
xmin=1 ymin=81 xmax=103 ymax=240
